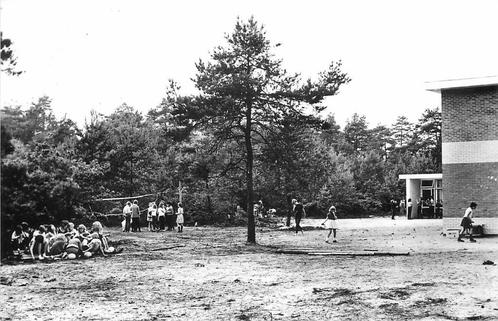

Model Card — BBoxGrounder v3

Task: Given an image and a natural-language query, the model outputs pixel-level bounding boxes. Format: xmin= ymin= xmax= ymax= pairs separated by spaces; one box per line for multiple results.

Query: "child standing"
xmin=165 ymin=202 xmax=175 ymax=231
xmin=322 ymin=205 xmax=339 ymax=243
xmin=158 ymin=202 xmax=166 ymax=231
xmin=151 ymin=203 xmax=158 ymax=231
xmin=458 ymin=202 xmax=477 ymax=242
xmin=147 ymin=202 xmax=154 ymax=232
xmin=176 ymin=203 xmax=184 ymax=233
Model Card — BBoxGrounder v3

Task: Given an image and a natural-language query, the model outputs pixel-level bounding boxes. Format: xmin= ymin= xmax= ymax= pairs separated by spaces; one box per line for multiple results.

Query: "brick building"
xmin=426 ymin=76 xmax=498 ymax=234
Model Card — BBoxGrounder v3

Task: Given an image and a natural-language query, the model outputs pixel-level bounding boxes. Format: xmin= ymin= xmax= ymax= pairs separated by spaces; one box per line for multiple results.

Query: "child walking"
xmin=458 ymin=202 xmax=477 ymax=242
xmin=176 ymin=203 xmax=184 ymax=233
xmin=322 ymin=205 xmax=339 ymax=243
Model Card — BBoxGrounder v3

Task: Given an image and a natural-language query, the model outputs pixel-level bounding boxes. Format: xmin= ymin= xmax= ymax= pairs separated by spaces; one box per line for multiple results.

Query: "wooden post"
xmin=178 ymin=181 xmax=186 ymax=204
xmin=179 ymin=181 xmax=183 ymax=204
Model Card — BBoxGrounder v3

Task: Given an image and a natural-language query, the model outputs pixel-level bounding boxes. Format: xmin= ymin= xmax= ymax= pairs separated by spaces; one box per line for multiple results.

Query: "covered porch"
xmin=399 ymin=173 xmax=443 ymax=219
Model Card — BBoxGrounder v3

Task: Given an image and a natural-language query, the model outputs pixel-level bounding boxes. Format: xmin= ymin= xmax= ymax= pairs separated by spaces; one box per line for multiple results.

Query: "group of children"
xmin=122 ymin=200 xmax=184 ymax=233
xmin=147 ymin=201 xmax=184 ymax=232
xmin=10 ymin=220 xmax=120 ymax=260
xmin=9 ymin=201 xmax=477 ymax=262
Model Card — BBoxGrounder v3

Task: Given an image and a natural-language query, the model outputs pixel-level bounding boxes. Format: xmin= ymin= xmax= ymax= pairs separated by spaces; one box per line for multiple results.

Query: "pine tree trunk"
xmin=245 ymin=104 xmax=255 ymax=244
xmin=130 ymin=156 xmax=134 ymax=196
xmin=206 ymin=180 xmax=213 ymax=215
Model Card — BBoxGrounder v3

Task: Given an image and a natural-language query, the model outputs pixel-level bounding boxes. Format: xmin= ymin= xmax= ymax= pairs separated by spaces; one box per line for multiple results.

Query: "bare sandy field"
xmin=1 ymin=217 xmax=497 ymax=321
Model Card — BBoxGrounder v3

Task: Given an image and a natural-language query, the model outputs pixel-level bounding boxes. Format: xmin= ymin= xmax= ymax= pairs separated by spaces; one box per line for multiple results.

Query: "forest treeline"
xmin=0 ymin=97 xmax=441 ymax=223
xmin=1 ymin=19 xmax=441 ymax=232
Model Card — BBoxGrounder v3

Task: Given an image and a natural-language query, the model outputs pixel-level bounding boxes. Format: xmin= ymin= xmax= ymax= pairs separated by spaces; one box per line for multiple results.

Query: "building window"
xmin=422 ymin=180 xmax=433 ymax=187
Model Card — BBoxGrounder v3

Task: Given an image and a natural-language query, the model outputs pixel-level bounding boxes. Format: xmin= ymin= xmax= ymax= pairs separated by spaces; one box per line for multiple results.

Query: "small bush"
xmin=109 ymin=207 xmax=122 ymax=215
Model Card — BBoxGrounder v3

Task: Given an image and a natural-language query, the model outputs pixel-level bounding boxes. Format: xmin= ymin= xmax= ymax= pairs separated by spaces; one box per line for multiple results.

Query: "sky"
xmin=1 ymin=0 xmax=498 ymax=129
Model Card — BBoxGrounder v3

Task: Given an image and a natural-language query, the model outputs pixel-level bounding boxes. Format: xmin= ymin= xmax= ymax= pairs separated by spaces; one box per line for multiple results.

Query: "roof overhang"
xmin=399 ymin=173 xmax=442 ymax=180
xmin=425 ymin=75 xmax=498 ymax=92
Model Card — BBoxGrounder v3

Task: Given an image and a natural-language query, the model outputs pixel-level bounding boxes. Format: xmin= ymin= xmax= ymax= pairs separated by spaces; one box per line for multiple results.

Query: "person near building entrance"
xmin=407 ymin=198 xmax=413 ymax=220
xmin=435 ymin=200 xmax=443 ymax=219
xmin=458 ymin=202 xmax=477 ymax=242
xmin=428 ymin=197 xmax=435 ymax=219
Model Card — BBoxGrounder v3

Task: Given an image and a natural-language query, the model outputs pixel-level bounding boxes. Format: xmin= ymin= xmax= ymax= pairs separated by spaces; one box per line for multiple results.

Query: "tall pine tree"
xmin=172 ymin=18 xmax=350 ymax=243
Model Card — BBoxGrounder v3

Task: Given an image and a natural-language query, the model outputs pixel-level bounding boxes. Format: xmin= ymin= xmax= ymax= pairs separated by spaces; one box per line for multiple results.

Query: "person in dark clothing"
xmin=391 ymin=199 xmax=397 ymax=220
xmin=131 ymin=200 xmax=140 ymax=232
xmin=435 ymin=201 xmax=443 ymax=219
xmin=165 ymin=202 xmax=175 ymax=231
xmin=407 ymin=198 xmax=413 ymax=220
xmin=292 ymin=199 xmax=305 ymax=234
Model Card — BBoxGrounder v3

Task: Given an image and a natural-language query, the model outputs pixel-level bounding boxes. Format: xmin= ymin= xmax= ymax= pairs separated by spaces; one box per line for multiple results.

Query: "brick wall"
xmin=441 ymin=86 xmax=498 ymax=143
xmin=441 ymin=85 xmax=498 ymax=231
xmin=442 ymin=163 xmax=498 ymax=218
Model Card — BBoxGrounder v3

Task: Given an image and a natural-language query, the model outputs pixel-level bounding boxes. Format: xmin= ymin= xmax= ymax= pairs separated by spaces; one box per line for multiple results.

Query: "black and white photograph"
xmin=1 ymin=0 xmax=498 ymax=320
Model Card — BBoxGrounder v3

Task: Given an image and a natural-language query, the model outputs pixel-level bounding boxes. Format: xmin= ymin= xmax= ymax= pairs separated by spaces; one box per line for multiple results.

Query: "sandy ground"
xmin=1 ymin=217 xmax=498 ymax=321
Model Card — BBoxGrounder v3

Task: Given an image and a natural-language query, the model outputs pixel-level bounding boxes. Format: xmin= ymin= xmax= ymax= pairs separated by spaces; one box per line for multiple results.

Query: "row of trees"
xmin=1 ymin=18 xmax=441 ymax=243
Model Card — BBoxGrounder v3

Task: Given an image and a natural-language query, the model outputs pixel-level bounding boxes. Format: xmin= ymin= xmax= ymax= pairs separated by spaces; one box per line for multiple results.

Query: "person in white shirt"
xmin=122 ymin=201 xmax=132 ymax=232
xmin=458 ymin=202 xmax=477 ymax=242
xmin=176 ymin=203 xmax=184 ymax=233
xmin=157 ymin=202 xmax=166 ymax=231
xmin=322 ymin=205 xmax=339 ymax=243
xmin=29 ymin=225 xmax=47 ymax=260
xmin=148 ymin=202 xmax=157 ymax=232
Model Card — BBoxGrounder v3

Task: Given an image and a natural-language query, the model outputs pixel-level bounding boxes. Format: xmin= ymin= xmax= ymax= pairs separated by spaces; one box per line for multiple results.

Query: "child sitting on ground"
xmin=91 ymin=221 xmax=110 ymax=250
xmin=63 ymin=237 xmax=83 ymax=259
xmin=75 ymin=224 xmax=90 ymax=248
xmin=45 ymin=232 xmax=68 ymax=257
xmin=83 ymin=233 xmax=106 ymax=258
xmin=11 ymin=225 xmax=29 ymax=256
xmin=89 ymin=221 xmax=121 ymax=254
xmin=30 ymin=225 xmax=47 ymax=260
xmin=65 ymin=222 xmax=77 ymax=239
